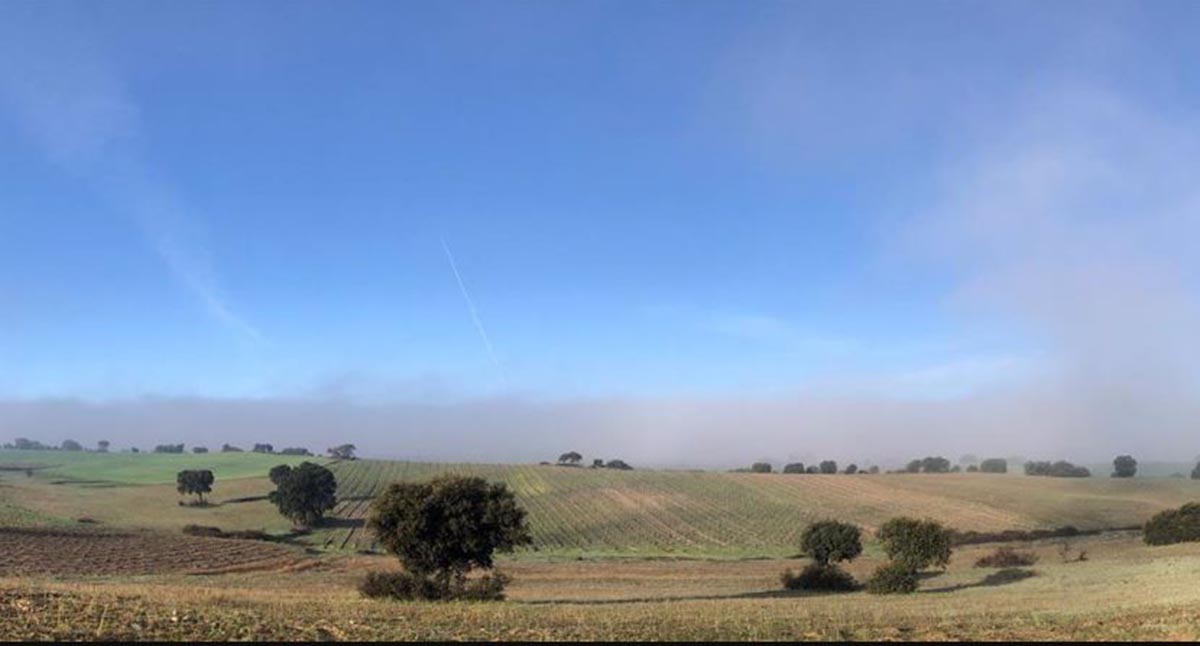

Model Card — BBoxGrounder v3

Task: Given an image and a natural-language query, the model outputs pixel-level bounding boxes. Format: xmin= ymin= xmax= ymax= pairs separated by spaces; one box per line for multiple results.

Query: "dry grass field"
xmin=4 ymin=450 xmax=1200 ymax=640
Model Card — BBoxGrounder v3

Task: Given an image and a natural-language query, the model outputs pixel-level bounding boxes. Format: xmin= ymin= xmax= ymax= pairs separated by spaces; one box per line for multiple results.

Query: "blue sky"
xmin=3 ymin=2 xmax=1200 ymax=462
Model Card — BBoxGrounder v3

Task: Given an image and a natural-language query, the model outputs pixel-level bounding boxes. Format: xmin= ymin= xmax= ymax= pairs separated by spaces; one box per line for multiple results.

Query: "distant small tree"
xmin=966 ymin=464 xmax=980 ymax=473
xmin=269 ymin=462 xmax=338 ymax=527
xmin=367 ymin=476 xmax=531 ymax=599
xmin=1111 ymin=455 xmax=1137 ymax=478
xmin=154 ymin=444 xmax=185 ymax=454
xmin=61 ymin=439 xmax=82 ymax=452
xmin=192 ymin=446 xmax=209 ymax=454
xmin=252 ymin=443 xmax=274 ymax=454
xmin=877 ymin=517 xmax=952 ymax=571
xmin=844 ymin=464 xmax=858 ymax=475
xmin=783 ymin=462 xmax=805 ymax=474
xmin=327 ymin=444 xmax=356 ymax=460
xmin=868 ymin=465 xmax=880 ymax=474
xmin=131 ymin=447 xmax=140 ymax=454
xmin=557 ymin=451 xmax=582 ymax=465
xmin=1191 ymin=462 xmax=1200 ymax=480
xmin=904 ymin=459 xmax=921 ymax=473
xmin=819 ymin=460 xmax=838 ymax=474
xmin=176 ymin=469 xmax=215 ymax=504
xmin=920 ymin=456 xmax=951 ymax=473
xmin=979 ymin=458 xmax=1007 ymax=473
xmin=805 ymin=465 xmax=820 ymax=474
xmin=221 ymin=444 xmax=244 ymax=453
xmin=605 ymin=459 xmax=633 ymax=471
xmin=958 ymin=454 xmax=979 ymax=467
xmin=97 ymin=440 xmax=110 ymax=453
xmin=592 ymin=458 xmax=605 ymax=468
xmin=751 ymin=462 xmax=773 ymax=473
xmin=950 ymin=465 xmax=961 ymax=473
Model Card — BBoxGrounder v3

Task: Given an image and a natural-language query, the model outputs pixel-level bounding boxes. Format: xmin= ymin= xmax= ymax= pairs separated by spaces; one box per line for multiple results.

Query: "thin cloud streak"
xmin=441 ymin=237 xmax=507 ymax=387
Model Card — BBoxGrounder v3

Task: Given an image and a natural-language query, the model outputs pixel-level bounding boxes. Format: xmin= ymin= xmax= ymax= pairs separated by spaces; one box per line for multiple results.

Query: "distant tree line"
xmin=1024 ymin=460 xmax=1091 ymax=478
xmin=552 ymin=451 xmax=633 ymax=470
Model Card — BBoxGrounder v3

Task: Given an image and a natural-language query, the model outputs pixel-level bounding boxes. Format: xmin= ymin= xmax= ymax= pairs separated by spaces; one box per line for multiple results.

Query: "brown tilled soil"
xmin=0 ymin=527 xmax=308 ymax=576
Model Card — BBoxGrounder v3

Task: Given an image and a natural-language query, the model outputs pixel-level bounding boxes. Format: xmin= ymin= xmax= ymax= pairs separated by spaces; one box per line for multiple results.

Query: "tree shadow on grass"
xmin=922 ymin=568 xmax=1038 ymax=594
xmin=520 ymin=589 xmax=852 ymax=606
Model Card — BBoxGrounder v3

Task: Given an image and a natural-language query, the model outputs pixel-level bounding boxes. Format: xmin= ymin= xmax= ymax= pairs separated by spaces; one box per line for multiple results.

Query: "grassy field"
xmin=4 ymin=451 xmax=1199 ymax=557
xmin=4 ymin=534 xmax=1200 ymax=640
xmin=3 ymin=450 xmax=1200 ymax=640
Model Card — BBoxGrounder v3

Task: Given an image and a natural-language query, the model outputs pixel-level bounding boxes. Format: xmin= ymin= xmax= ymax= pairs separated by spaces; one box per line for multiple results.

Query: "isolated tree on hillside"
xmin=819 ymin=460 xmax=838 ymax=474
xmin=877 ymin=517 xmax=952 ymax=571
xmin=592 ymin=459 xmax=605 ymax=468
xmin=868 ymin=465 xmax=881 ymax=474
xmin=269 ymin=461 xmax=338 ymax=527
xmin=751 ymin=462 xmax=773 ymax=473
xmin=904 ymin=459 xmax=922 ymax=473
xmin=193 ymin=446 xmax=209 ymax=454
xmin=61 ymin=439 xmax=82 ymax=452
xmin=1112 ymin=455 xmax=1137 ymax=478
xmin=801 ymin=520 xmax=863 ymax=566
xmin=367 ymin=475 xmax=531 ymax=599
xmin=805 ymin=465 xmax=820 ymax=474
xmin=844 ymin=464 xmax=858 ymax=475
xmin=176 ymin=469 xmax=215 ymax=504
xmin=605 ymin=459 xmax=633 ymax=471
xmin=252 ymin=443 xmax=274 ymax=454
xmin=327 ymin=444 xmax=356 ymax=460
xmin=97 ymin=440 xmax=110 ymax=453
xmin=558 ymin=451 xmax=583 ymax=465
xmin=222 ymin=444 xmax=244 ymax=453
xmin=783 ymin=463 xmax=805 ymax=474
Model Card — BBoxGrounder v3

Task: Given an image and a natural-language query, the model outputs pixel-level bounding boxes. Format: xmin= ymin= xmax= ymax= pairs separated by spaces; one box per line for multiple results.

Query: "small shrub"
xmin=979 ymin=458 xmax=1007 ymax=473
xmin=800 ymin=520 xmax=862 ymax=565
xmin=1144 ymin=502 xmax=1200 ymax=546
xmin=359 ymin=570 xmax=511 ymax=601
xmin=974 ymin=547 xmax=1039 ymax=568
xmin=865 ymin=561 xmax=918 ymax=594
xmin=750 ymin=462 xmax=772 ymax=473
xmin=782 ymin=462 xmax=806 ymax=474
xmin=780 ymin=563 xmax=858 ymax=592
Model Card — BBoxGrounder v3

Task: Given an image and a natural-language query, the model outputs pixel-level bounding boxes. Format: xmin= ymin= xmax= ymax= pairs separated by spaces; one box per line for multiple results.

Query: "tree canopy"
xmin=268 ymin=461 xmax=338 ymax=527
xmin=176 ymin=470 xmax=214 ymax=504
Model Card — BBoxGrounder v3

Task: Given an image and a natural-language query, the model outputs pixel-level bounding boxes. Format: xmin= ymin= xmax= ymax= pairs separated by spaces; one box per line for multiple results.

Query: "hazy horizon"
xmin=4 ymin=2 xmax=1200 ymax=467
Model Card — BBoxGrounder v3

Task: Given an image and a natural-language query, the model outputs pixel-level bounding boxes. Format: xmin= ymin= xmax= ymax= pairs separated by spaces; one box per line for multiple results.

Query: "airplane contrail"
xmin=441 ymin=237 xmax=507 ymax=386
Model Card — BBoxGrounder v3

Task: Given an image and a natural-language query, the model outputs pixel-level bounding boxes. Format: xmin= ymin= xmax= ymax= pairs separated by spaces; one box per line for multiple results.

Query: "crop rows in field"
xmin=323 ymin=462 xmax=981 ymax=556
xmin=320 ymin=460 xmax=1200 ymax=557
xmin=0 ymin=527 xmax=306 ymax=576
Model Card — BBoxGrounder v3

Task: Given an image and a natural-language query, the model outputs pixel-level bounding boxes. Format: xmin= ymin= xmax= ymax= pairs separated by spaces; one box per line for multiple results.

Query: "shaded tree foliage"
xmin=783 ymin=463 xmax=805 ymax=474
xmin=60 ymin=439 xmax=82 ymax=452
xmin=269 ymin=461 xmax=338 ymax=527
xmin=367 ymin=475 xmax=531 ymax=598
xmin=1024 ymin=460 xmax=1090 ymax=477
xmin=1144 ymin=503 xmax=1200 ymax=546
xmin=557 ymin=451 xmax=582 ymax=465
xmin=1111 ymin=455 xmax=1137 ymax=478
xmin=844 ymin=464 xmax=858 ymax=475
xmin=819 ymin=460 xmax=838 ymax=474
xmin=176 ymin=469 xmax=214 ymax=504
xmin=605 ymin=459 xmax=633 ymax=470
xmin=751 ymin=462 xmax=773 ymax=473
xmin=877 ymin=517 xmax=952 ymax=571
xmin=327 ymin=444 xmax=356 ymax=460
xmin=800 ymin=520 xmax=862 ymax=566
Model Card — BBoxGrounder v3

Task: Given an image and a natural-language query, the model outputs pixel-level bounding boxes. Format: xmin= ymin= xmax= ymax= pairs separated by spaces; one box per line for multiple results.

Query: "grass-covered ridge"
xmin=0 ymin=449 xmax=319 ymax=485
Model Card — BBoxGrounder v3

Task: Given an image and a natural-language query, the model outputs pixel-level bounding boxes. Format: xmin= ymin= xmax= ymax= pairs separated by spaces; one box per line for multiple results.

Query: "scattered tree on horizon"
xmin=904 ymin=459 xmax=921 ymax=473
xmin=819 ymin=460 xmax=838 ymax=474
xmin=97 ymin=440 xmax=110 ymax=453
xmin=192 ymin=446 xmax=208 ymax=454
xmin=592 ymin=458 xmax=605 ymax=468
xmin=751 ymin=462 xmax=773 ymax=473
xmin=326 ymin=444 xmax=356 ymax=460
xmin=920 ymin=456 xmax=951 ymax=473
xmin=844 ymin=464 xmax=858 ymax=475
xmin=783 ymin=462 xmax=805 ymax=474
xmin=60 ymin=439 xmax=82 ymax=452
xmin=980 ymin=458 xmax=1008 ymax=473
xmin=253 ymin=443 xmax=274 ymax=454
xmin=1112 ymin=455 xmax=1137 ymax=478
xmin=605 ymin=459 xmax=633 ymax=471
xmin=222 ymin=443 xmax=244 ymax=453
xmin=801 ymin=520 xmax=863 ymax=566
xmin=1025 ymin=460 xmax=1090 ymax=478
xmin=557 ymin=451 xmax=583 ymax=465
xmin=176 ymin=469 xmax=214 ymax=504
xmin=868 ymin=465 xmax=881 ymax=474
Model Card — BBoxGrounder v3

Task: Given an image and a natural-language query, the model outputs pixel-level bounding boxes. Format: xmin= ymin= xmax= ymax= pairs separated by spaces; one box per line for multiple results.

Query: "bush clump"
xmin=865 ymin=561 xmax=919 ymax=594
xmin=877 ymin=517 xmax=953 ymax=571
xmin=800 ymin=520 xmax=862 ymax=565
xmin=974 ymin=546 xmax=1039 ymax=568
xmin=1144 ymin=502 xmax=1200 ymax=546
xmin=358 ymin=570 xmax=511 ymax=601
xmin=781 ymin=564 xmax=859 ymax=592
